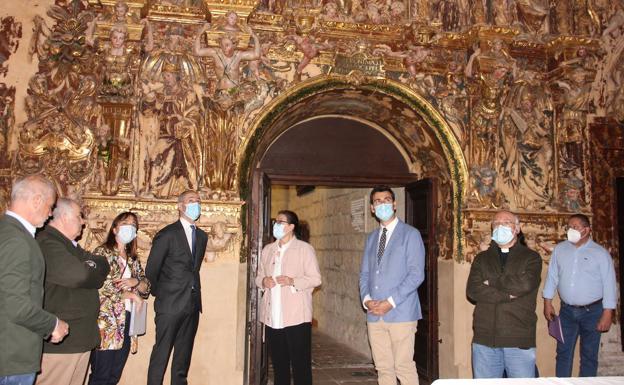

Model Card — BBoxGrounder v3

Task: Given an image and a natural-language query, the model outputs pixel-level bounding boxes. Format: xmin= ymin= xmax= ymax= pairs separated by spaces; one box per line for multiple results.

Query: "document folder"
xmin=548 ymin=314 xmax=565 ymax=344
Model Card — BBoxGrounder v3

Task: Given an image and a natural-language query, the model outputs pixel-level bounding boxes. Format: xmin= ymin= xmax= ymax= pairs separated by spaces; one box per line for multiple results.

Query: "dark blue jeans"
xmin=0 ymin=373 xmax=36 ymax=385
xmin=556 ymin=302 xmax=603 ymax=377
xmin=88 ymin=311 xmax=132 ymax=385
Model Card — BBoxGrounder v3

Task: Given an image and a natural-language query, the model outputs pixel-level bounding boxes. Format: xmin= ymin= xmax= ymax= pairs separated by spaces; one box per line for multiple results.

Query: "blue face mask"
xmin=117 ymin=224 xmax=137 ymax=245
xmin=185 ymin=202 xmax=201 ymax=221
xmin=273 ymin=223 xmax=286 ymax=240
xmin=374 ymin=203 xmax=395 ymax=222
xmin=492 ymin=225 xmax=514 ymax=246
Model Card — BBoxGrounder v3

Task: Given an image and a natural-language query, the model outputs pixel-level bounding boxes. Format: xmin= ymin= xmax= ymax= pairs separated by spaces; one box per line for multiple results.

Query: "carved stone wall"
xmin=2 ymin=0 xmax=624 ymax=381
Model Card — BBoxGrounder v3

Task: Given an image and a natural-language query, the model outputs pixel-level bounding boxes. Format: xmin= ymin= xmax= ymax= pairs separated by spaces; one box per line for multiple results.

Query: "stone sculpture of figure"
xmin=468 ymin=166 xmax=508 ymax=209
xmin=285 ymin=33 xmax=333 ymax=82
xmin=93 ymin=123 xmax=127 ymax=195
xmin=500 ymin=95 xmax=552 ymax=209
xmin=557 ymin=177 xmax=585 ymax=212
xmin=469 ymin=64 xmax=512 ymax=166
xmin=374 ymin=25 xmax=432 ymax=78
xmin=204 ymin=222 xmax=234 ymax=262
xmin=212 ymin=11 xmax=244 ymax=33
xmin=319 ymin=1 xmax=353 ymax=21
xmin=555 ymin=69 xmax=592 ymax=170
xmin=434 ymin=60 xmax=467 ymax=144
xmin=142 ymin=24 xmax=204 ymax=83
xmin=139 ymin=62 xmax=201 ymax=198
xmin=95 ymin=25 xmax=138 ymax=99
xmin=515 ymin=0 xmax=550 ymax=35
xmin=493 ymin=0 xmax=517 ymax=26
xmin=193 ymin=23 xmax=261 ymax=93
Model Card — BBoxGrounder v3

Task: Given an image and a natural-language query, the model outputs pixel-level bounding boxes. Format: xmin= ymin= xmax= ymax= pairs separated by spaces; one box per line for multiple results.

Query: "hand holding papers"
xmin=548 ymin=314 xmax=565 ymax=344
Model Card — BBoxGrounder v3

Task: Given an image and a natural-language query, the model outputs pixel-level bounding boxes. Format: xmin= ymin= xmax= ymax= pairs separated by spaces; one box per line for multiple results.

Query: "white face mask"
xmin=567 ymin=228 xmax=582 ymax=244
xmin=117 ymin=224 xmax=137 ymax=245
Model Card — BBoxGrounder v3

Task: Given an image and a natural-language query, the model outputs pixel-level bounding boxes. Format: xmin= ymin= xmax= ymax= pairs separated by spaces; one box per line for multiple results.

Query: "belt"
xmin=563 ymin=299 xmax=602 ymax=308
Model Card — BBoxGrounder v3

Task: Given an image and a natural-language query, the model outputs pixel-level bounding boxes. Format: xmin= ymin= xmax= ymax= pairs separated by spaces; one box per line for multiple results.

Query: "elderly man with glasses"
xmin=543 ymin=213 xmax=617 ymax=377
xmin=466 ymin=210 xmax=542 ymax=378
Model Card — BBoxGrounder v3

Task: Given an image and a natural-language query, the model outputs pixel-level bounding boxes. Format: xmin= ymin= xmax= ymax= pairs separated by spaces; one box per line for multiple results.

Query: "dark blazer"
xmin=0 ymin=215 xmax=57 ymax=376
xmin=145 ymin=220 xmax=208 ymax=314
xmin=38 ymin=225 xmax=110 ymax=354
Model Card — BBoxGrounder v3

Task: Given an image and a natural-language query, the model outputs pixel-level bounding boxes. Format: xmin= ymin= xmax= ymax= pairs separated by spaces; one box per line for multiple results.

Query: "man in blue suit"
xmin=359 ymin=185 xmax=425 ymax=385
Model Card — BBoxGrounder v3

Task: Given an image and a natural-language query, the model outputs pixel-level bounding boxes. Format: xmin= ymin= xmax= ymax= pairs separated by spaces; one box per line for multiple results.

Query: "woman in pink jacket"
xmin=255 ymin=210 xmax=322 ymax=385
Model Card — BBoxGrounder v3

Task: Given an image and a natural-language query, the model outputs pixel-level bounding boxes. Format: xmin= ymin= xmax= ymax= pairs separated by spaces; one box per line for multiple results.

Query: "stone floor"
xmin=268 ymin=328 xmax=377 ymax=384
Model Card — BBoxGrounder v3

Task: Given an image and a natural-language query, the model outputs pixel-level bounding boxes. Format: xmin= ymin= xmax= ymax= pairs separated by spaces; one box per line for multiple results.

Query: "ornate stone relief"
xmin=0 ymin=0 xmax=622 ymax=261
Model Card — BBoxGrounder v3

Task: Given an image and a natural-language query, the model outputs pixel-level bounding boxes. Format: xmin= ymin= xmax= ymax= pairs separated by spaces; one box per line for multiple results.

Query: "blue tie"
xmin=190 ymin=225 xmax=197 ymax=262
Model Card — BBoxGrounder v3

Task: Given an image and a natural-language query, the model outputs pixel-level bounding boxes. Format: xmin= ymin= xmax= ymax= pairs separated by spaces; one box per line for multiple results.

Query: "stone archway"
xmin=239 ymin=75 xmax=469 ymax=384
xmin=240 ymin=75 xmax=468 ymax=258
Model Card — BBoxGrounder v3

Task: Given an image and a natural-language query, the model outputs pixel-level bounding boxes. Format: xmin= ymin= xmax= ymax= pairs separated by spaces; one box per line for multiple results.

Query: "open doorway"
xmin=266 ymin=183 xmax=439 ymax=384
xmin=244 ymin=115 xmax=444 ymax=384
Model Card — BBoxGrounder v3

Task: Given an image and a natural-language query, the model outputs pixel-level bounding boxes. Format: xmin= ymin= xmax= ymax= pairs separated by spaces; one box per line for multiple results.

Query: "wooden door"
xmin=247 ymin=171 xmax=271 ymax=385
xmin=405 ymin=179 xmax=439 ymax=385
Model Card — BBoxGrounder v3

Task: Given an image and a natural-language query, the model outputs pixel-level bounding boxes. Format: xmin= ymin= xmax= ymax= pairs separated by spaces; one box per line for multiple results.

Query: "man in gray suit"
xmin=0 ymin=175 xmax=69 ymax=385
xmin=359 ymin=185 xmax=425 ymax=385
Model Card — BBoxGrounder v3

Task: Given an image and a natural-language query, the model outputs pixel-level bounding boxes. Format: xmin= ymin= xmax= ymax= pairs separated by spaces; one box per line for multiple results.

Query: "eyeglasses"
xmin=274 ymin=220 xmax=290 ymax=225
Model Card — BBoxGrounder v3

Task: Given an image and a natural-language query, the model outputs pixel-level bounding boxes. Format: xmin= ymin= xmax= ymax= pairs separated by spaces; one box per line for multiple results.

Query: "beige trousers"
xmin=36 ymin=351 xmax=90 ymax=385
xmin=367 ymin=320 xmax=419 ymax=385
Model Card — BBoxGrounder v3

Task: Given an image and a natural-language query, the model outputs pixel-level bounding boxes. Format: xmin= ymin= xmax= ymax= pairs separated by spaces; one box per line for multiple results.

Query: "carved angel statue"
xmin=193 ymin=23 xmax=261 ymax=93
xmin=284 ymin=33 xmax=333 ymax=82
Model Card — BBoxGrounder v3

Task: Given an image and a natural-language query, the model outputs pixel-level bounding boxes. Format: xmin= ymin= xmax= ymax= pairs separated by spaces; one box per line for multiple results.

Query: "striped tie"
xmin=377 ymin=227 xmax=387 ymax=265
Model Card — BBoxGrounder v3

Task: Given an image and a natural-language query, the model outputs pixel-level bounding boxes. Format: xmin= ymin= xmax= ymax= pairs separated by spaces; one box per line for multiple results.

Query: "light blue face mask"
xmin=117 ymin=224 xmax=137 ymax=245
xmin=492 ymin=225 xmax=514 ymax=246
xmin=185 ymin=202 xmax=201 ymax=221
xmin=374 ymin=203 xmax=395 ymax=222
xmin=273 ymin=222 xmax=286 ymax=240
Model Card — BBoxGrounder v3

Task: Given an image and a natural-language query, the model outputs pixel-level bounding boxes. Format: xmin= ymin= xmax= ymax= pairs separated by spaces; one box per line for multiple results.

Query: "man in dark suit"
xmin=0 ymin=175 xmax=69 ymax=385
xmin=359 ymin=185 xmax=425 ymax=385
xmin=36 ymin=198 xmax=110 ymax=385
xmin=146 ymin=190 xmax=208 ymax=385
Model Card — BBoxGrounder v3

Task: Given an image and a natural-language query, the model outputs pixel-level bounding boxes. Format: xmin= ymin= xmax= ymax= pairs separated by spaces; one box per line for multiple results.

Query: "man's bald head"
xmin=8 ymin=174 xmax=57 ymax=228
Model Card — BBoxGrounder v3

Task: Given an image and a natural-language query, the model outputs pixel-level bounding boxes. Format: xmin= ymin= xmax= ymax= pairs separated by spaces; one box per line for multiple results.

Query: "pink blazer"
xmin=254 ymin=238 xmax=322 ymax=328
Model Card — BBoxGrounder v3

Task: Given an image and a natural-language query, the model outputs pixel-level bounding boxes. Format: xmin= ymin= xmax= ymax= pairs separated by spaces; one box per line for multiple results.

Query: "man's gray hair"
xmin=178 ymin=190 xmax=198 ymax=203
xmin=10 ymin=174 xmax=57 ymax=203
xmin=52 ymin=197 xmax=78 ymax=220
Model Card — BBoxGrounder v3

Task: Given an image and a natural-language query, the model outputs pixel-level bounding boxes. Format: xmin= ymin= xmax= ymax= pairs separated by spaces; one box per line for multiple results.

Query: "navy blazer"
xmin=145 ymin=220 xmax=207 ymax=314
xmin=359 ymin=219 xmax=425 ymax=322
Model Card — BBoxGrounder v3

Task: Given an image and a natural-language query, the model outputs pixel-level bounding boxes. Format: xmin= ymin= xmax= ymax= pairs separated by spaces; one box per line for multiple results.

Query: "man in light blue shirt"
xmin=543 ymin=213 xmax=617 ymax=377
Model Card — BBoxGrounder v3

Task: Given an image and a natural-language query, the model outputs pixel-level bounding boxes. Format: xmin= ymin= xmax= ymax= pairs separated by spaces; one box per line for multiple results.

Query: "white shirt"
xmin=6 ymin=210 xmax=36 ymax=237
xmin=268 ymin=238 xmax=294 ymax=329
xmin=180 ymin=217 xmax=195 ymax=253
xmin=363 ymin=216 xmax=399 ymax=309
xmin=118 ymin=256 xmax=133 ymax=311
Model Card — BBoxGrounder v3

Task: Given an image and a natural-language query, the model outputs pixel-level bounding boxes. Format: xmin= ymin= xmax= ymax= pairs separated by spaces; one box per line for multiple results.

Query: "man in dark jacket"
xmin=466 ymin=210 xmax=542 ymax=378
xmin=145 ymin=190 xmax=207 ymax=385
xmin=35 ymin=198 xmax=110 ymax=385
xmin=0 ymin=175 xmax=69 ymax=385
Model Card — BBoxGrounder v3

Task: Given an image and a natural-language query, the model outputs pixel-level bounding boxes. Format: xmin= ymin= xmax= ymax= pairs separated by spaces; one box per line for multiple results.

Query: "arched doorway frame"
xmin=239 ymin=75 xmax=468 ymax=259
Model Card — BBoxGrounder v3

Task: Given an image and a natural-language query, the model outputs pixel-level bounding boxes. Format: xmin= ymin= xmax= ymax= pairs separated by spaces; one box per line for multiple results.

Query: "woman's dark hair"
xmin=277 ymin=210 xmax=301 ymax=239
xmin=102 ymin=211 xmax=139 ymax=260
